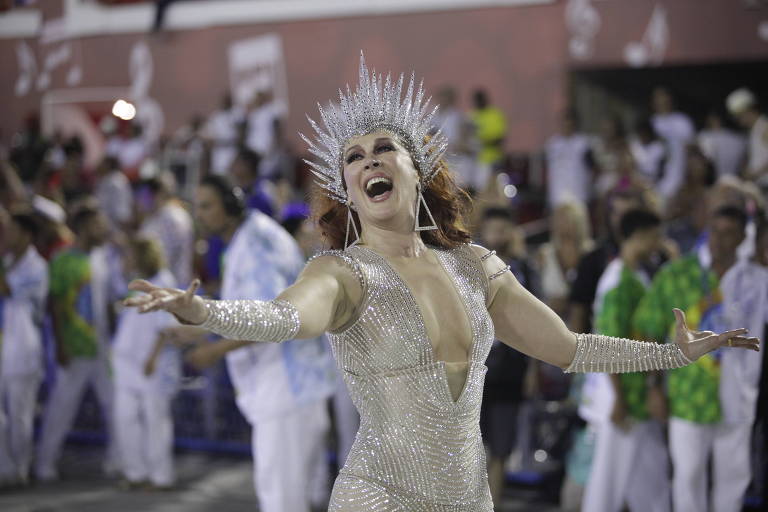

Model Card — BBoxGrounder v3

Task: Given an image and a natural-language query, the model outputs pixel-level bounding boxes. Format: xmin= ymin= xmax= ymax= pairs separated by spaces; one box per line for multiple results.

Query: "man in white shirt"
xmin=651 ymin=87 xmax=695 ymax=201
xmin=545 ymin=110 xmax=593 ymax=209
xmin=727 ymin=88 xmax=768 ymax=185
xmin=113 ymin=238 xmax=179 ymax=489
xmin=629 ymin=118 xmax=667 ymax=188
xmin=582 ymin=209 xmax=670 ymax=512
xmin=204 ymin=93 xmax=245 ymax=176
xmin=138 ymin=173 xmax=194 ymax=287
xmin=433 ymin=87 xmax=485 ymax=192
xmin=0 ymin=212 xmax=49 ymax=487
xmin=245 ymin=90 xmax=282 ymax=158
xmin=433 ymin=87 xmax=465 ymax=150
xmin=187 ymin=175 xmax=335 ymax=512
xmin=95 ymin=156 xmax=133 ymax=231
xmin=36 ymin=206 xmax=120 ymax=481
xmin=698 ymin=112 xmax=747 ymax=179
xmin=114 ymin=123 xmax=150 ymax=181
xmin=716 ymin=220 xmax=768 ymax=511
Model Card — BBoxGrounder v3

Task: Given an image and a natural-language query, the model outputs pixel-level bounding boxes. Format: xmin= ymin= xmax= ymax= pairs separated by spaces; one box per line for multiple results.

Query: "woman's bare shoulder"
xmin=305 ymin=250 xmax=365 ymax=296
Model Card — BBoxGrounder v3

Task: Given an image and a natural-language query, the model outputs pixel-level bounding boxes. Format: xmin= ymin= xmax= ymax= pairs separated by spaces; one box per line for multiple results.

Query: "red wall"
xmin=0 ymin=3 xmax=568 ymax=153
xmin=1 ymin=0 xmax=766 ymax=153
xmin=574 ymin=0 xmax=767 ymax=67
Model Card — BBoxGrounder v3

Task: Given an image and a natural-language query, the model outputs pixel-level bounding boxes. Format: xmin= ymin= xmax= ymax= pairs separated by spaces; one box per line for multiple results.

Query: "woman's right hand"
xmin=123 ymin=278 xmax=208 ymax=325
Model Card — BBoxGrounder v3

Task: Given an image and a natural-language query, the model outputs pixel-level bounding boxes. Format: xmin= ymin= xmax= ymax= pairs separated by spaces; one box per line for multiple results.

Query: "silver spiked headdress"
xmin=300 ymin=52 xmax=448 ymax=205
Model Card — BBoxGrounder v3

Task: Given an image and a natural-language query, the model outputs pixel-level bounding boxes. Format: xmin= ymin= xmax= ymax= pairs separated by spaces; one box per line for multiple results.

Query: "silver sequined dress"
xmin=318 ymin=244 xmax=496 ymax=511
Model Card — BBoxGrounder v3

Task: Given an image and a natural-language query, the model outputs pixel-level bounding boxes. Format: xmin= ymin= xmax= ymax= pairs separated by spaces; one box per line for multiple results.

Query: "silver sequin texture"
xmin=300 ymin=53 xmax=448 ymax=206
xmin=199 ymin=299 xmax=300 ymax=343
xmin=318 ymin=244 xmax=495 ymax=512
xmin=196 ymin=245 xmax=692 ymax=509
xmin=564 ymin=332 xmax=693 ymax=373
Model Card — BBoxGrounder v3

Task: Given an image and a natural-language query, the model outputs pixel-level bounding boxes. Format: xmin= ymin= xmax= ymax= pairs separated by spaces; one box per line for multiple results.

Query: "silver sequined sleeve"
xmin=198 ymin=299 xmax=300 ymax=343
xmin=564 ymin=332 xmax=692 ymax=373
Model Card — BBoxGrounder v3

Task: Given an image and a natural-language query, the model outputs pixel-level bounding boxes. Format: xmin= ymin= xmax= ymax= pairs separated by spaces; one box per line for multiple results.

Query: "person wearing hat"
xmin=124 ymin=55 xmax=759 ymax=512
xmin=726 ymin=88 xmax=768 ymax=184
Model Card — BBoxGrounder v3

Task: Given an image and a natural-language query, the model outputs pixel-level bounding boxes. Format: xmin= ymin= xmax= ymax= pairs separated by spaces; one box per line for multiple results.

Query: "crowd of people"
xmin=0 ymin=82 xmax=767 ymax=512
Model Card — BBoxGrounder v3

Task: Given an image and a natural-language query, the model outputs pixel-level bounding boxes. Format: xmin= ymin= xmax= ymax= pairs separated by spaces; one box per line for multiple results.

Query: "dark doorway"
xmin=569 ymin=59 xmax=768 ymax=132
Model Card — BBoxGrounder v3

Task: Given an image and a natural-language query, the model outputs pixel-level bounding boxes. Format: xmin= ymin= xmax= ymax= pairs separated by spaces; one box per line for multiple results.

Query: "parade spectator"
xmin=545 ymin=110 xmax=593 ymax=208
xmin=36 ymin=206 xmax=120 ymax=481
xmin=0 ymin=211 xmax=48 ymax=487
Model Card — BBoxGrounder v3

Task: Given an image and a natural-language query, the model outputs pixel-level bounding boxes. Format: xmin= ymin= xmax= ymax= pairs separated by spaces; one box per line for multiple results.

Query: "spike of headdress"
xmin=300 ymin=52 xmax=448 ymax=205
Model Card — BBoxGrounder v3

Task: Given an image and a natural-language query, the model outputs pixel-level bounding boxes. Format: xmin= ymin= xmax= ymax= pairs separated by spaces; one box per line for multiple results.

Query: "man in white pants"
xmin=709 ymin=225 xmax=766 ymax=509
xmin=634 ymin=206 xmax=762 ymax=512
xmin=113 ymin=238 xmax=180 ymax=489
xmin=0 ymin=211 xmax=48 ymax=487
xmin=582 ymin=209 xmax=670 ymax=512
xmin=35 ymin=206 xmax=120 ymax=480
xmin=187 ymin=175 xmax=335 ymax=512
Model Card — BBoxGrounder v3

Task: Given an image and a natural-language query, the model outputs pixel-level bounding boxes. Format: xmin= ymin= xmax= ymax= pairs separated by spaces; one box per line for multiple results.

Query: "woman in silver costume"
xmin=125 ymin=55 xmax=760 ymax=512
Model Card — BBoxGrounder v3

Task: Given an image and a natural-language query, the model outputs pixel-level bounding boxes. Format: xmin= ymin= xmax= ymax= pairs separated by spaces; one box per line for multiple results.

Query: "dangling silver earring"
xmin=344 ymin=202 xmax=360 ymax=249
xmin=414 ymin=183 xmax=438 ymax=232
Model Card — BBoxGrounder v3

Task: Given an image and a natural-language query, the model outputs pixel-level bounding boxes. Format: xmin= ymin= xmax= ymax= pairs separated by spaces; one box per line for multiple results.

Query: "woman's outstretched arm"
xmin=124 ymin=254 xmax=361 ymax=342
xmin=470 ymin=245 xmax=759 ymax=371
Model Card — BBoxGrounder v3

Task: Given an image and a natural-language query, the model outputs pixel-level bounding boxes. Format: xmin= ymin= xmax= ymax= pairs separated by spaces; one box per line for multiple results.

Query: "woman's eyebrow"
xmin=344 ymin=145 xmax=363 ymax=157
xmin=374 ymin=137 xmax=393 ymax=145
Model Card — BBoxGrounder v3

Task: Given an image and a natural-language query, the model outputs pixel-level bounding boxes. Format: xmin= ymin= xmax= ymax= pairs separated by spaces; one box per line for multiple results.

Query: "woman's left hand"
xmin=673 ymin=308 xmax=760 ymax=361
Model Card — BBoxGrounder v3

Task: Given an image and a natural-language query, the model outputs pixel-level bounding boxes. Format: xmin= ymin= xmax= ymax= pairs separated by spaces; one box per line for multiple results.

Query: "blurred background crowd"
xmin=1 ymin=1 xmax=767 ymax=511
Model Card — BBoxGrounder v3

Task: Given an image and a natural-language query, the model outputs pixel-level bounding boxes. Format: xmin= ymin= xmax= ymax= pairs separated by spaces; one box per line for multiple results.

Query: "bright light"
xmin=112 ymin=99 xmax=136 ymax=121
xmin=503 ymin=184 xmax=518 ymax=199
xmin=534 ymin=449 xmax=548 ymax=463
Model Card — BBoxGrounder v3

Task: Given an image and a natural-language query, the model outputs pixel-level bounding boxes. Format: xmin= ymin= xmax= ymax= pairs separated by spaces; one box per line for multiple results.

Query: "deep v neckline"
xmin=356 ymin=245 xmax=478 ymax=404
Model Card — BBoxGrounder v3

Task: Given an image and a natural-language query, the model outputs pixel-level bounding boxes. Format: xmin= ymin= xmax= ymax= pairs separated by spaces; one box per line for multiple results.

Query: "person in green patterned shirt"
xmin=633 ymin=205 xmax=750 ymax=512
xmin=583 ymin=209 xmax=671 ymax=512
xmin=35 ymin=206 xmax=120 ymax=481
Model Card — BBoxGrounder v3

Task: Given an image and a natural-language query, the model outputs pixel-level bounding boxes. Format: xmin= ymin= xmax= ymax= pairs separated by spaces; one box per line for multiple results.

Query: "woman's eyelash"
xmin=345 ymin=144 xmax=393 ymax=164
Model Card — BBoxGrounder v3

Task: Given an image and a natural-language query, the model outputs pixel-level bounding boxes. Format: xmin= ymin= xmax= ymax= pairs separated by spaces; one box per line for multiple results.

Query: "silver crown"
xmin=300 ymin=52 xmax=448 ymax=205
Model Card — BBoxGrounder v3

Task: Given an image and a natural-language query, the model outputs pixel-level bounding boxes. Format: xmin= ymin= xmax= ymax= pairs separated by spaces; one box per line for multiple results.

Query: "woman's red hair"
xmin=310 ymin=159 xmax=473 ymax=250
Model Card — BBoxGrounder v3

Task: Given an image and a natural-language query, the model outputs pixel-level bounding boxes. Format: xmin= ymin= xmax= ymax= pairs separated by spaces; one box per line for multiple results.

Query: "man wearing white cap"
xmin=726 ymin=88 xmax=768 ymax=184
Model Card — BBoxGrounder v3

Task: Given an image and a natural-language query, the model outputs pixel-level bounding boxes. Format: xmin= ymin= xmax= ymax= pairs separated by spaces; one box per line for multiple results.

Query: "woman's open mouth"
xmin=364 ymin=176 xmax=394 ymax=202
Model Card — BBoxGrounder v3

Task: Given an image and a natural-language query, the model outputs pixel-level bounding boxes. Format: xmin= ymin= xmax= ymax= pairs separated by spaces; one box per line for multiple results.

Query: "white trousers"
xmin=252 ymin=401 xmax=330 ymax=512
xmin=582 ymin=420 xmax=670 ymax=512
xmin=669 ymin=417 xmax=753 ymax=512
xmin=114 ymin=384 xmax=175 ymax=486
xmin=36 ymin=357 xmax=119 ymax=477
xmin=0 ymin=374 xmax=41 ymax=481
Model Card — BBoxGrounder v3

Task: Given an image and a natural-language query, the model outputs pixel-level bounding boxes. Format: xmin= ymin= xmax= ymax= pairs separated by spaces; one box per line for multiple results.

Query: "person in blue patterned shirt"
xmin=185 ymin=176 xmax=335 ymax=512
